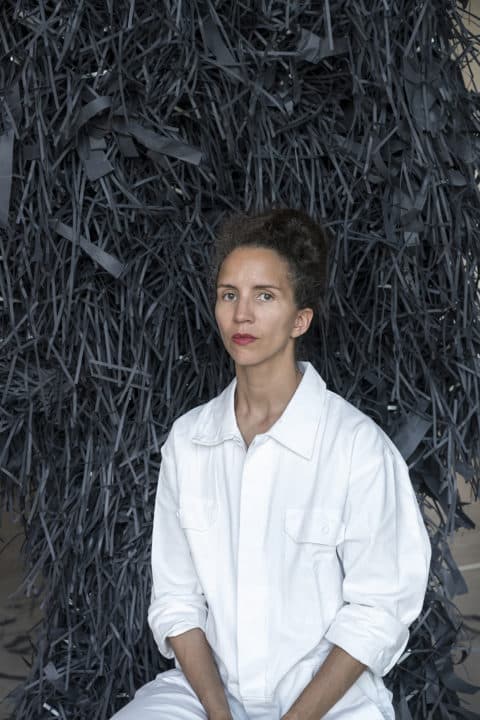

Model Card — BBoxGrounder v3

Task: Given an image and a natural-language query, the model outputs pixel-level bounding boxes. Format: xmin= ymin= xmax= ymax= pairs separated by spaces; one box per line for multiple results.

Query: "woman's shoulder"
xmin=171 ymin=401 xmax=208 ymax=434
xmin=165 ymin=383 xmax=230 ymax=445
xmin=324 ymin=386 xmax=400 ymax=460
xmin=325 ymin=386 xmax=379 ymax=434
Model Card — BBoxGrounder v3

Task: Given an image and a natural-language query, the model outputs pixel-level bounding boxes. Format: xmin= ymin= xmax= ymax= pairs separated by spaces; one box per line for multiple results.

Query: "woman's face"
xmin=214 ymin=245 xmax=309 ymax=368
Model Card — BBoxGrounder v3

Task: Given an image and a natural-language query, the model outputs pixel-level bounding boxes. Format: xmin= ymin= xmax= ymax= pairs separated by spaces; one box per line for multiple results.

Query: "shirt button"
xmin=321 ymin=524 xmax=329 ymax=534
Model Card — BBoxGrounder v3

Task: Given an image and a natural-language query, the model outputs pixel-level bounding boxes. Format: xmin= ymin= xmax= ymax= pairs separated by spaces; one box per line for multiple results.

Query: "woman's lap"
xmin=109 ymin=669 xmax=276 ymax=720
xmin=109 ymin=667 xmax=390 ymax=720
xmin=110 ymin=668 xmax=209 ymax=719
xmin=109 ymin=669 xmax=257 ymax=720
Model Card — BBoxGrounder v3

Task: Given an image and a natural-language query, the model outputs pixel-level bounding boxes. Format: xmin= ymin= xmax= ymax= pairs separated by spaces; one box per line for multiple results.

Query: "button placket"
xmin=236 ymin=442 xmax=272 ymax=700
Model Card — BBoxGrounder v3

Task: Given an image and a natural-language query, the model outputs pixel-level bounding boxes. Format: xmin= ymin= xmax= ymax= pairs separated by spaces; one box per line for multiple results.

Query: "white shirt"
xmin=147 ymin=360 xmax=431 ymax=717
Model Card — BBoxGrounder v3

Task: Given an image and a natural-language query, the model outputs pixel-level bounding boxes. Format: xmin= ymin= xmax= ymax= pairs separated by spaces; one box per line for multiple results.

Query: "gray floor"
xmin=1 ymin=489 xmax=479 ymax=720
xmin=447 ymin=478 xmax=480 ymax=717
xmin=0 ymin=512 xmax=43 ymax=720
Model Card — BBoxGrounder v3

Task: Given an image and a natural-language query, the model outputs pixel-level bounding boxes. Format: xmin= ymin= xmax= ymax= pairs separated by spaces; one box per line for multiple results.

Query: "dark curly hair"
xmin=210 ymin=207 xmax=330 ymax=336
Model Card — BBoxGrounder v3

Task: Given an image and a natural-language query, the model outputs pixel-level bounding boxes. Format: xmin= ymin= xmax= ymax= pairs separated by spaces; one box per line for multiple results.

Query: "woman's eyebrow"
xmin=217 ymin=283 xmax=282 ymax=290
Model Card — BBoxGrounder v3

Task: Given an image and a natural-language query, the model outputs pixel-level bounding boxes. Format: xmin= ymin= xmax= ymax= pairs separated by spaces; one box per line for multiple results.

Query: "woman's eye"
xmin=218 ymin=291 xmax=273 ymax=301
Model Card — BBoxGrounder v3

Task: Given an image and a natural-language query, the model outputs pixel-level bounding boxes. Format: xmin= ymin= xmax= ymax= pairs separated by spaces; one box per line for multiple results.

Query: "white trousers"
xmin=109 ymin=668 xmax=392 ymax=719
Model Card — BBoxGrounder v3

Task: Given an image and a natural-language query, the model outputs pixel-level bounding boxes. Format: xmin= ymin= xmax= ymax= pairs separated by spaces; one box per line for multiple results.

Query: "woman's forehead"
xmin=218 ymin=246 xmax=290 ymax=280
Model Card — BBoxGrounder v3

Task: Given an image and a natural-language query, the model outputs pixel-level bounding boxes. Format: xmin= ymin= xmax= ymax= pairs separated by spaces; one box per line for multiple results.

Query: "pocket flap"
xmin=177 ymin=496 xmax=217 ymax=531
xmin=285 ymin=507 xmax=344 ymax=545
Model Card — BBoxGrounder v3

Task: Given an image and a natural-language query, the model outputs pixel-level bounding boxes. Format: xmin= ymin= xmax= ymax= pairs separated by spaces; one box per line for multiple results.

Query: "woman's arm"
xmin=322 ymin=426 xmax=431 ymax=677
xmin=148 ymin=433 xmax=231 ymax=719
xmin=281 ymin=645 xmax=366 ymax=720
xmin=148 ymin=426 xmax=232 ymax=720
xmin=282 ymin=423 xmax=431 ymax=719
xmin=168 ymin=628 xmax=233 ymax=720
xmin=148 ymin=434 xmax=209 ymax=658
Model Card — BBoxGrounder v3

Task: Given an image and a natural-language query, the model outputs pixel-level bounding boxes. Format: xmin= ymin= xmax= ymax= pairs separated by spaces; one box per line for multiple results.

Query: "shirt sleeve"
xmin=147 ymin=431 xmax=208 ymax=659
xmin=324 ymin=420 xmax=432 ymax=677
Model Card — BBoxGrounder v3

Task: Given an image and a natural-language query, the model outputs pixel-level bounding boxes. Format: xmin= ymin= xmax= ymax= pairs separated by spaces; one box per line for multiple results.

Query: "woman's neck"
xmin=234 ymin=358 xmax=303 ymax=426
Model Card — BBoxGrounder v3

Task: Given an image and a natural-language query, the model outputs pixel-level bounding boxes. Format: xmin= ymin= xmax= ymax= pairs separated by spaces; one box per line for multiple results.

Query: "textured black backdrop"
xmin=1 ymin=1 xmax=480 ymax=718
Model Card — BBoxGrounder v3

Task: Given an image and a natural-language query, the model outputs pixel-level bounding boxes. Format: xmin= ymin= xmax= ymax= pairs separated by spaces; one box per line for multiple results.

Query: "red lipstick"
xmin=232 ymin=334 xmax=257 ymax=345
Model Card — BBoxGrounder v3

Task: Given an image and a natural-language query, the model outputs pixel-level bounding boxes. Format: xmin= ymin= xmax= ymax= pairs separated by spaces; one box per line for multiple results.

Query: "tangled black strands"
xmin=0 ymin=0 xmax=479 ymax=718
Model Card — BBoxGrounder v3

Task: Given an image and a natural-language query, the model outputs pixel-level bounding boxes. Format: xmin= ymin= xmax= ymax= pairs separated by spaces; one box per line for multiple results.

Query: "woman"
xmin=112 ymin=208 xmax=431 ymax=720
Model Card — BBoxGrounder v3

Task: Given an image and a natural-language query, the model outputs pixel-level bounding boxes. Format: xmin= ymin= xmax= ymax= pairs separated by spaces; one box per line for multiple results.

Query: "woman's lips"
xmin=232 ymin=334 xmax=257 ymax=345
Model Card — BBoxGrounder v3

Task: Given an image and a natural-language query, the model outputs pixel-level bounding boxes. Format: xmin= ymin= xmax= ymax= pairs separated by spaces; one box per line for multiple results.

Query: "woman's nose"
xmin=233 ymin=296 xmax=254 ymax=322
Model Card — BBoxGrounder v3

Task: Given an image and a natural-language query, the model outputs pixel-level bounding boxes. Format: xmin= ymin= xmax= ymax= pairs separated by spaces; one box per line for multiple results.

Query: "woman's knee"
xmin=108 ymin=671 xmax=208 ymax=719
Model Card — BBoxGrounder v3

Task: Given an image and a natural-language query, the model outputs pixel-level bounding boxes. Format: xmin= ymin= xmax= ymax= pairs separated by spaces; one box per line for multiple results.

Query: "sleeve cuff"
xmin=148 ymin=602 xmax=207 ymax=659
xmin=324 ymin=604 xmax=409 ymax=677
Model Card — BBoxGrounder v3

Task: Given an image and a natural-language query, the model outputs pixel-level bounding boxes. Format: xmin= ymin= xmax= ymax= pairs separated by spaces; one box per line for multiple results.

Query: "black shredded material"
xmin=0 ymin=1 xmax=479 ymax=718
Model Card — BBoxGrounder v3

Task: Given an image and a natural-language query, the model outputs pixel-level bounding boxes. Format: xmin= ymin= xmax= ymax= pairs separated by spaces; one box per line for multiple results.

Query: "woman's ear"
xmin=293 ymin=308 xmax=314 ymax=337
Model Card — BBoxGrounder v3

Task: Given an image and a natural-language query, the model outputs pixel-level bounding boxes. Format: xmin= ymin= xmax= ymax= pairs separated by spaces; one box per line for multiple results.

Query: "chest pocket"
xmin=177 ymin=495 xmax=218 ymax=531
xmin=285 ymin=507 xmax=345 ymax=547
xmin=283 ymin=507 xmax=346 ymax=629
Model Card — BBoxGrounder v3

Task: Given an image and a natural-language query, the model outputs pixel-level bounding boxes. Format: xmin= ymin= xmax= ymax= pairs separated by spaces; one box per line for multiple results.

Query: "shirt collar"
xmin=191 ymin=361 xmax=327 ymax=460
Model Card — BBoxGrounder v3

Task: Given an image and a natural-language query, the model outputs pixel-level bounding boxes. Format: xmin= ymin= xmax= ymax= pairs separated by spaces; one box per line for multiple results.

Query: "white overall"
xmin=111 ymin=361 xmax=431 ymax=719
